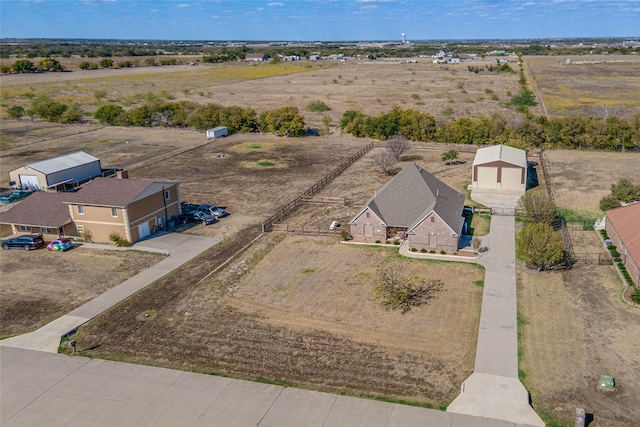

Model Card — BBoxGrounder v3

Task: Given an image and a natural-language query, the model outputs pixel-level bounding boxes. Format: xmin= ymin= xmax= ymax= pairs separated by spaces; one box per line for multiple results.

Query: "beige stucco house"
xmin=349 ymin=163 xmax=466 ymax=251
xmin=0 ymin=177 xmax=181 ymax=244
xmin=65 ymin=177 xmax=180 ymax=243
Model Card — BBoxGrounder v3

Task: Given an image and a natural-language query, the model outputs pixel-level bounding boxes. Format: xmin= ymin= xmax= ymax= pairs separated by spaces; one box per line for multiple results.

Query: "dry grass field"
xmin=525 ymin=55 xmax=640 ymax=118
xmin=544 ymin=149 xmax=640 ymax=218
xmin=0 ymin=247 xmax=163 ymax=338
xmin=72 ymin=232 xmax=484 ymax=407
xmin=1 ymin=57 xmax=524 ymax=130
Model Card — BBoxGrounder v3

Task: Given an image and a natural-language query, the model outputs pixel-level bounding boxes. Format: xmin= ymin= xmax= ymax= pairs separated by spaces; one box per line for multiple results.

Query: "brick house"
xmin=349 ymin=163 xmax=466 ymax=251
xmin=605 ymin=203 xmax=640 ymax=286
xmin=65 ymin=177 xmax=181 ymax=243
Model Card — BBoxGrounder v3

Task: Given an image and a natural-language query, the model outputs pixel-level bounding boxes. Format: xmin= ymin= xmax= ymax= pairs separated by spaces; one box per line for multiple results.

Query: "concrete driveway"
xmin=0 ymin=232 xmax=219 ymax=353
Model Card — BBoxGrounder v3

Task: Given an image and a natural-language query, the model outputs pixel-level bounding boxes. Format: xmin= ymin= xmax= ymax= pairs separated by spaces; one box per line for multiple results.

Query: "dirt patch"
xmin=519 ymin=228 xmax=640 ymax=426
xmin=0 ymin=246 xmax=164 ymax=337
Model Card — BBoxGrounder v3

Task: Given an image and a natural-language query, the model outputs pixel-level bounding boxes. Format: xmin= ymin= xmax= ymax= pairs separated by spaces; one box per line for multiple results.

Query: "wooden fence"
xmin=271 ymin=223 xmax=342 ymax=236
xmin=262 ymin=142 xmax=374 ymax=232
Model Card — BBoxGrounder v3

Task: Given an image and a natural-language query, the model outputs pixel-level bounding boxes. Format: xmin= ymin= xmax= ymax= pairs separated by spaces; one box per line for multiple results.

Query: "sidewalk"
xmin=0 ymin=233 xmax=219 ymax=353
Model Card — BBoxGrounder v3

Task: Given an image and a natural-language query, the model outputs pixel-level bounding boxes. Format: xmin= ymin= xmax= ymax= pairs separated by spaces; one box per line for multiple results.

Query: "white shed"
xmin=9 ymin=151 xmax=102 ymax=191
xmin=472 ymin=144 xmax=527 ymax=192
xmin=206 ymin=126 xmax=229 ymax=140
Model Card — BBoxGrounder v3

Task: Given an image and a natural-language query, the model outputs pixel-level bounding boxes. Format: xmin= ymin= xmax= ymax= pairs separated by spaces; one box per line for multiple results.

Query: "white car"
xmin=330 ymin=221 xmax=340 ymax=230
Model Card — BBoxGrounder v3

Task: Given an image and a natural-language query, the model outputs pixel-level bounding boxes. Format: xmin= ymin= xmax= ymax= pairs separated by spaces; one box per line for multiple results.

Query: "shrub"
xmin=340 ymin=230 xmax=350 ymax=241
xmin=375 ymin=240 xmax=381 ymax=244
xmin=631 ymin=288 xmax=640 ymax=304
xmin=305 ymin=100 xmax=331 ymax=113
xmin=614 ymin=257 xmax=622 ymax=263
xmin=607 ymin=244 xmax=616 ymax=250
xmin=440 ymin=250 xmax=446 ymax=255
xmin=600 ymin=229 xmax=609 ymax=239
xmin=429 ymin=250 xmax=435 ymax=254
xmin=420 ymin=248 xmax=427 ymax=253
xmin=610 ymin=248 xmax=620 ymax=257
xmin=386 ymin=240 xmax=391 ymax=245
xmin=411 ymin=247 xmax=417 ymax=252
xmin=109 ymin=232 xmax=122 ymax=243
xmin=394 ymin=241 xmax=400 ymax=245
xmin=79 ymin=230 xmax=93 ymax=242
xmin=116 ymin=239 xmax=132 ymax=247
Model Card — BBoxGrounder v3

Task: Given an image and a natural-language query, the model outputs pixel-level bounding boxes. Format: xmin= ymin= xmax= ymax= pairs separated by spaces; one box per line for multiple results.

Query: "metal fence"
xmin=263 ymin=142 xmax=374 ymax=232
xmin=271 ymin=223 xmax=342 ymax=236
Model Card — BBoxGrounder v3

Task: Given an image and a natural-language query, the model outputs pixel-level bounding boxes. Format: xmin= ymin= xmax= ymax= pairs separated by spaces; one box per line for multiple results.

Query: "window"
xmin=77 ymin=205 xmax=85 ymax=215
xmin=111 ymin=207 xmax=118 ymax=217
xmin=19 ymin=225 xmax=31 ymax=232
xmin=164 ymin=190 xmax=171 ymax=201
xmin=76 ymin=225 xmax=84 ymax=233
xmin=41 ymin=227 xmax=55 ymax=234
xmin=366 ymin=212 xmax=370 ymax=218
xmin=430 ymin=217 xmax=435 ymax=223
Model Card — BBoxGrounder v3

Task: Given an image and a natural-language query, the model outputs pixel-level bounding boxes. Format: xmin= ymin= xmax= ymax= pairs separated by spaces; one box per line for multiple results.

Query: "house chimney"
xmin=436 ymin=188 xmax=439 ymax=197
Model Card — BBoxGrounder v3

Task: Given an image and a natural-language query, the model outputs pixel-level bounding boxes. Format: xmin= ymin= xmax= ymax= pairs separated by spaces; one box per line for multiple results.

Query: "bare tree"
xmin=386 ymin=135 xmax=409 ymax=160
xmin=593 ymin=104 xmax=624 ymax=120
xmin=472 ymin=237 xmax=482 ymax=252
xmin=373 ymin=150 xmax=398 ymax=175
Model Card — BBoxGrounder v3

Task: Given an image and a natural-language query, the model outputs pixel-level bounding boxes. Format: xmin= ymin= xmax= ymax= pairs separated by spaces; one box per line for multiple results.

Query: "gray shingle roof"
xmin=0 ymin=192 xmax=73 ymax=227
xmin=26 ymin=151 xmax=100 ymax=175
xmin=355 ymin=163 xmax=465 ymax=234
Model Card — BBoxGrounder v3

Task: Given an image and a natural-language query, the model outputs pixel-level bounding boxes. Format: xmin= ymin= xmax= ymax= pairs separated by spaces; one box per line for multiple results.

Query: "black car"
xmin=2 ymin=234 xmax=46 ymax=251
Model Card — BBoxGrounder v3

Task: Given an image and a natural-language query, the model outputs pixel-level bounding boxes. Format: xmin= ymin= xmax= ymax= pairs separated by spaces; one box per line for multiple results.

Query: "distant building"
xmin=309 ymin=54 xmax=320 ymax=61
xmin=206 ymin=126 xmax=228 ymax=140
xmin=245 ymin=53 xmax=267 ymax=62
xmin=282 ymin=55 xmax=300 ymax=61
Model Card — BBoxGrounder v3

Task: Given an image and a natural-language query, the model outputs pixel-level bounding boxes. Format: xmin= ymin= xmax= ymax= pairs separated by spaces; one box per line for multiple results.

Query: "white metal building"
xmin=471 ymin=144 xmax=527 ymax=192
xmin=206 ymin=126 xmax=229 ymax=140
xmin=9 ymin=151 xmax=102 ymax=191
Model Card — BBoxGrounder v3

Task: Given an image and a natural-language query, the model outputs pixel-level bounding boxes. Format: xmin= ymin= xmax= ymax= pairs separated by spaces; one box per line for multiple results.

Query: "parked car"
xmin=2 ymin=234 xmax=45 ymax=251
xmin=194 ymin=211 xmax=216 ymax=225
xmin=196 ymin=204 xmax=227 ymax=219
xmin=47 ymin=238 xmax=74 ymax=251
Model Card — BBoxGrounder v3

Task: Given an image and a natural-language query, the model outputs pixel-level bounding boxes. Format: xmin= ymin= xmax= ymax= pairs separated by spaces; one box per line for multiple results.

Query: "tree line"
xmin=339 ymin=107 xmax=640 ymax=151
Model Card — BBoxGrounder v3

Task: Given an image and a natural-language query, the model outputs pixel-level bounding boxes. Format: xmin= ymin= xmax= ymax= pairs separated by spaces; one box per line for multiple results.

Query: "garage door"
xmin=138 ymin=222 xmax=150 ymax=240
xmin=19 ymin=174 xmax=39 ymax=190
xmin=502 ymin=167 xmax=523 ymax=190
xmin=476 ymin=167 xmax=498 ymax=189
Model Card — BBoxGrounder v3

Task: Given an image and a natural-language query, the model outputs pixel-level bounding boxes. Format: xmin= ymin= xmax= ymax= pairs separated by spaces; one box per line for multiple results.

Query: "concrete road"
xmin=0 ymin=346 xmax=536 ymax=427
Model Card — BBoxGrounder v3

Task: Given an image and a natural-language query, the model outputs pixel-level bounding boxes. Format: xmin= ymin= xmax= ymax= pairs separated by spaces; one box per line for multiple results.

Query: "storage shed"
xmin=472 ymin=144 xmax=527 ymax=192
xmin=206 ymin=126 xmax=229 ymax=140
xmin=9 ymin=151 xmax=102 ymax=191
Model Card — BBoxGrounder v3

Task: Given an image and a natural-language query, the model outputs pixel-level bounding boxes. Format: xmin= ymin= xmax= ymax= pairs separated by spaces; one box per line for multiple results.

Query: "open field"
xmin=0 ymin=246 xmax=164 ymax=338
xmin=519 ymin=148 xmax=640 ymax=426
xmin=70 ymin=233 xmax=483 ymax=406
xmin=543 ymin=149 xmax=640 ymax=218
xmin=525 ymin=55 xmax=640 ymax=118
xmin=1 ymin=57 xmax=524 ymax=130
xmin=519 ymin=228 xmax=640 ymax=427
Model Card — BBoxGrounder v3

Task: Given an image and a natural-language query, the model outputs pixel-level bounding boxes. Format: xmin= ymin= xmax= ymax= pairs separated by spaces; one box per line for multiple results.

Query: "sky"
xmin=1 ymin=0 xmax=639 ymax=41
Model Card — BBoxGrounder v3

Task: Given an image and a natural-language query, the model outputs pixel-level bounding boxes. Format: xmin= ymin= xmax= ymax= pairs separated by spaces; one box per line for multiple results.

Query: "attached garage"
xmin=472 ymin=145 xmax=527 ymax=193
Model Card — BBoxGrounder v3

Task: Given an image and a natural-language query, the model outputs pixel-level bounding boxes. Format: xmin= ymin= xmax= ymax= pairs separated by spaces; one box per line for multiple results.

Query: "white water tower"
xmin=401 ymin=33 xmax=406 ymax=43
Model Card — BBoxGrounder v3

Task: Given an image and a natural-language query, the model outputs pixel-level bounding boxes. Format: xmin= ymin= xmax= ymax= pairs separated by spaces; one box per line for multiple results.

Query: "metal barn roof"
xmin=27 ymin=151 xmax=100 ymax=175
xmin=472 ymin=144 xmax=527 ymax=168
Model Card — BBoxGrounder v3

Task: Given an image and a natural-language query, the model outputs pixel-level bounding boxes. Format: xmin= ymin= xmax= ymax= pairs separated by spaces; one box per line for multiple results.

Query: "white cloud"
xmin=176 ymin=3 xmax=191 ymax=8
xmin=257 ymin=6 xmax=264 ymax=10
xmin=268 ymin=2 xmax=284 ymax=6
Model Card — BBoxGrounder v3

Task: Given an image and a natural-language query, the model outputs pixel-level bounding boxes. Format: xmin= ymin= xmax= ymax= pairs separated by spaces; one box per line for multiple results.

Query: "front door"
xmin=429 ymin=234 xmax=437 ymax=248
